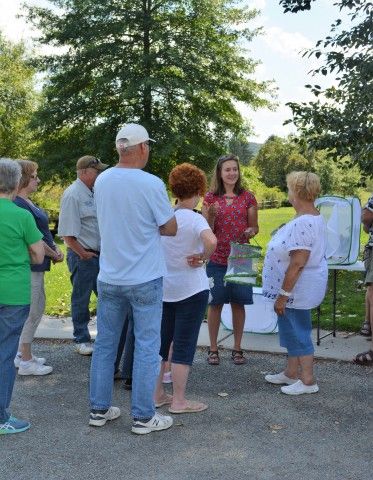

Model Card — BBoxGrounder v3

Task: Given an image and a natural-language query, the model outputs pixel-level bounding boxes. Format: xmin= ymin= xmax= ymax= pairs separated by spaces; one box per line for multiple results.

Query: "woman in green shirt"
xmin=0 ymin=158 xmax=44 ymax=435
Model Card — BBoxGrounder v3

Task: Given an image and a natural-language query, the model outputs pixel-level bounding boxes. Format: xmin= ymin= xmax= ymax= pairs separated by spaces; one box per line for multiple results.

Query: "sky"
xmin=0 ymin=0 xmax=348 ymax=143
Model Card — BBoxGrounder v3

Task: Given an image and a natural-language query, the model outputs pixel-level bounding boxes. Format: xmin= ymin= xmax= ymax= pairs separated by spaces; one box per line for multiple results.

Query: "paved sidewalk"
xmin=36 ymin=315 xmax=369 ymax=362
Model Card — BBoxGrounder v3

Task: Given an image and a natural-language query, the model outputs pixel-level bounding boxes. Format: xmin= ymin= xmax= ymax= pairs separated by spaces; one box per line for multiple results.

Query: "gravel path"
xmin=3 ymin=340 xmax=371 ymax=480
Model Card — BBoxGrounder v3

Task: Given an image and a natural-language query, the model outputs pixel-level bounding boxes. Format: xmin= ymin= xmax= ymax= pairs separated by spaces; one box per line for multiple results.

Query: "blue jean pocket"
xmin=133 ymin=278 xmax=162 ymax=306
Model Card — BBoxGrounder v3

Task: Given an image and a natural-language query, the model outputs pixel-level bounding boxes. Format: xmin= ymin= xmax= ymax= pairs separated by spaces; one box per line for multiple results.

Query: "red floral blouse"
xmin=204 ymin=190 xmax=257 ymax=265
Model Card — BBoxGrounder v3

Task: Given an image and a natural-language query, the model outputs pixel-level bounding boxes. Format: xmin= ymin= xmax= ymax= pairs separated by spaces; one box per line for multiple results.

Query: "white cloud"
xmin=263 ymin=26 xmax=313 ymax=59
xmin=247 ymin=0 xmax=266 ymax=10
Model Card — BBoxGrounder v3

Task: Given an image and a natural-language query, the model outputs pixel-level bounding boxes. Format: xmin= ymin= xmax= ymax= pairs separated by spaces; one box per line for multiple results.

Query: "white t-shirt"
xmin=262 ymin=214 xmax=328 ymax=309
xmin=94 ymin=167 xmax=175 ymax=286
xmin=162 ymin=209 xmax=211 ymax=302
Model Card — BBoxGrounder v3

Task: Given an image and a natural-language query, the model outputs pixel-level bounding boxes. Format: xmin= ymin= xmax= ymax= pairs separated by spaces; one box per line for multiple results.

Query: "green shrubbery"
xmin=241 ymin=165 xmax=287 ymax=207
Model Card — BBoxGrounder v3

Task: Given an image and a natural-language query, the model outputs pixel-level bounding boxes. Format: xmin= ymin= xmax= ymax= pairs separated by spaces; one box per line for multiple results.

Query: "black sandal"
xmin=359 ymin=320 xmax=372 ymax=337
xmin=207 ymin=350 xmax=220 ymax=365
xmin=353 ymin=350 xmax=373 ymax=366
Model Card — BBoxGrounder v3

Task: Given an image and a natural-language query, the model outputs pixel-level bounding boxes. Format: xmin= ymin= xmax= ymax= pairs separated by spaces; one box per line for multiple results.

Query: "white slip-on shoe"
xmin=89 ymin=406 xmax=121 ymax=427
xmin=281 ymin=380 xmax=319 ymax=395
xmin=75 ymin=343 xmax=93 ymax=355
xmin=264 ymin=371 xmax=298 ymax=385
xmin=14 ymin=355 xmax=46 ymax=368
xmin=131 ymin=412 xmax=173 ymax=435
xmin=18 ymin=361 xmax=53 ymax=376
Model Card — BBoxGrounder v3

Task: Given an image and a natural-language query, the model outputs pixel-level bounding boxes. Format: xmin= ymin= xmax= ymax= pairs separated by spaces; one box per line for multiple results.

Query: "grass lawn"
xmin=44 ymin=207 xmax=368 ymax=332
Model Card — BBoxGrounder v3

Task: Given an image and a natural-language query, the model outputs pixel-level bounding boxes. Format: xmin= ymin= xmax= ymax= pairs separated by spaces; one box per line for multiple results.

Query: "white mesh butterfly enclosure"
xmin=315 ymin=196 xmax=361 ymax=265
xmin=224 ymin=242 xmax=262 ymax=285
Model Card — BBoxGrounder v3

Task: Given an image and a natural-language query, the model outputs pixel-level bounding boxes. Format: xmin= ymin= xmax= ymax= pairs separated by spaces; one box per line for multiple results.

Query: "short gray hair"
xmin=0 ymin=158 xmax=22 ymax=194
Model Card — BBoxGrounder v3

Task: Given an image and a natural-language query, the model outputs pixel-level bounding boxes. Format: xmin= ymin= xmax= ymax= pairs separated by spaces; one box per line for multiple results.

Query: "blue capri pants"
xmin=277 ymin=307 xmax=314 ymax=357
xmin=160 ymin=290 xmax=209 ymax=366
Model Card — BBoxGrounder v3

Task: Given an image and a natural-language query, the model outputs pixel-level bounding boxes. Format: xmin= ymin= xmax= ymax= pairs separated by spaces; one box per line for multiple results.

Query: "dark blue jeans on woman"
xmin=160 ymin=290 xmax=209 ymax=366
xmin=0 ymin=304 xmax=30 ymax=423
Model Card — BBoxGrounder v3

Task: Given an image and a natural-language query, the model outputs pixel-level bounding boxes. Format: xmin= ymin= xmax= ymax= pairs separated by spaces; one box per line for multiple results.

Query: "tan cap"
xmin=76 ymin=156 xmax=109 ymax=171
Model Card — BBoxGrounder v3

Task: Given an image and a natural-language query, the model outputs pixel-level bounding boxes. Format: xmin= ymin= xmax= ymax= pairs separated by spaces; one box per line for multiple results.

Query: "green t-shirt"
xmin=0 ymin=198 xmax=43 ymax=305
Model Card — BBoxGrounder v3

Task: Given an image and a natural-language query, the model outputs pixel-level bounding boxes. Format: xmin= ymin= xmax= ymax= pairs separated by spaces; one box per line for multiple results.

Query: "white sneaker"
xmin=75 ymin=343 xmax=93 ymax=355
xmin=265 ymin=371 xmax=298 ymax=385
xmin=131 ymin=412 xmax=173 ymax=435
xmin=18 ymin=361 xmax=53 ymax=376
xmin=14 ymin=355 xmax=46 ymax=368
xmin=89 ymin=406 xmax=121 ymax=427
xmin=281 ymin=380 xmax=319 ymax=395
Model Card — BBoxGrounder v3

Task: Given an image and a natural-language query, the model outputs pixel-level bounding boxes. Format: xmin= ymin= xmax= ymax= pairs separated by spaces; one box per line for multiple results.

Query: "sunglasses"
xmin=218 ymin=154 xmax=238 ymax=164
xmin=86 ymin=158 xmax=101 ymax=169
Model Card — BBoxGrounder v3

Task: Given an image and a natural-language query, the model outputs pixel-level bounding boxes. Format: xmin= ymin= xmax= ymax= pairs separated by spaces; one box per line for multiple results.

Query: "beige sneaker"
xmin=75 ymin=343 xmax=93 ymax=355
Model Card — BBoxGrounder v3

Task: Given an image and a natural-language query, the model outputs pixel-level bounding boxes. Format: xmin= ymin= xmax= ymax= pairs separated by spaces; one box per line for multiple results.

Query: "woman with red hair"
xmin=154 ymin=163 xmax=217 ymax=414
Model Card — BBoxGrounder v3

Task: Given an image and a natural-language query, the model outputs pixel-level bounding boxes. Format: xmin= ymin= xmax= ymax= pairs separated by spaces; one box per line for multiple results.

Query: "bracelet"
xmin=278 ymin=288 xmax=292 ymax=297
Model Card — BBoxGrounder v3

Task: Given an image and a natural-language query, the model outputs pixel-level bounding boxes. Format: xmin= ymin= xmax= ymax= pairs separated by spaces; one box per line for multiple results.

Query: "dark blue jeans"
xmin=160 ymin=290 xmax=209 ymax=366
xmin=66 ymin=249 xmax=99 ymax=343
xmin=0 ymin=304 xmax=30 ymax=423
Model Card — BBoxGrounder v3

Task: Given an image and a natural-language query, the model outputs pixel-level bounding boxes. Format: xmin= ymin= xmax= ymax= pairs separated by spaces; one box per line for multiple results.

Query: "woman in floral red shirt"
xmin=202 ymin=154 xmax=259 ymax=365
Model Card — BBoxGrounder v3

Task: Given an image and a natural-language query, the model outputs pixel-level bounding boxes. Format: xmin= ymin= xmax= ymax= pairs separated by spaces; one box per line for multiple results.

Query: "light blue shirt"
xmin=94 ymin=167 xmax=175 ymax=285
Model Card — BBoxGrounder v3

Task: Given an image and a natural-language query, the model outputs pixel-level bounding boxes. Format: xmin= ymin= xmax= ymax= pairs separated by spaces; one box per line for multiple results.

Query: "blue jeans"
xmin=278 ymin=308 xmax=314 ymax=357
xmin=66 ymin=248 xmax=99 ymax=343
xmin=160 ymin=290 xmax=209 ymax=366
xmin=114 ymin=310 xmax=135 ymax=379
xmin=0 ymin=304 xmax=30 ymax=423
xmin=90 ymin=278 xmax=163 ymax=420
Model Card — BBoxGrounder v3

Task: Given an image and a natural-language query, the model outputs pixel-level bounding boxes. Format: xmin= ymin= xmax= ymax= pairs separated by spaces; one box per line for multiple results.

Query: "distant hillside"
xmin=248 ymin=142 xmax=262 ymax=158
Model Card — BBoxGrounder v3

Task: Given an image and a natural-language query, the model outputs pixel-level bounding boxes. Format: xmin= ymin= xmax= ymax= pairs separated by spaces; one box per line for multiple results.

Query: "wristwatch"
xmin=278 ymin=288 xmax=292 ymax=297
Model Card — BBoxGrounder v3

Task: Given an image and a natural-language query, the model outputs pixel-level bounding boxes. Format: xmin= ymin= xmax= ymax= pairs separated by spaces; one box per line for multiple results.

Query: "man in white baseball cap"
xmin=89 ymin=123 xmax=177 ymax=435
xmin=115 ymin=123 xmax=155 ymax=147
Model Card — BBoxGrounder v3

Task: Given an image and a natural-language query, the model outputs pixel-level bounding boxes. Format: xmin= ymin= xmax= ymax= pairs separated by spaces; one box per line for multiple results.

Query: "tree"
xmin=0 ymin=33 xmax=37 ymax=158
xmin=279 ymin=0 xmax=373 ymax=175
xmin=253 ymin=135 xmax=312 ymax=190
xmin=26 ymin=0 xmax=273 ymax=180
xmin=313 ymin=150 xmax=362 ymax=195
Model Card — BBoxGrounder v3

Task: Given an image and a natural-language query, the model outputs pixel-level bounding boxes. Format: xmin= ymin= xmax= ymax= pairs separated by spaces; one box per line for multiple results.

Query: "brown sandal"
xmin=231 ymin=350 xmax=247 ymax=365
xmin=207 ymin=350 xmax=220 ymax=365
xmin=353 ymin=350 xmax=373 ymax=366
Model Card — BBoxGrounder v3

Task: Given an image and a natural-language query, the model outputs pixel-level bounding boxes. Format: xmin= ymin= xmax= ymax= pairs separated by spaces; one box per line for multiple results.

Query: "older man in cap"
xmin=89 ymin=123 xmax=177 ymax=435
xmin=58 ymin=156 xmax=108 ymax=355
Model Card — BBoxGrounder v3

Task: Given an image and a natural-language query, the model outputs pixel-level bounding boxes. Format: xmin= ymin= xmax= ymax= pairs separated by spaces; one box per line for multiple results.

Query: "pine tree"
xmin=26 ymin=0 xmax=272 ymax=180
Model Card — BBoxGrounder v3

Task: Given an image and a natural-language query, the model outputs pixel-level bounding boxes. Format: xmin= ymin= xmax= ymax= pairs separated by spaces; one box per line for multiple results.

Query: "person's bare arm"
xmin=187 ymin=229 xmax=217 ymax=268
xmin=159 ymin=216 xmax=177 ymax=236
xmin=244 ymin=205 xmax=259 ymax=239
xmin=28 ymin=240 xmax=45 ymax=265
xmin=62 ymin=236 xmax=97 ymax=260
xmin=202 ymin=201 xmax=219 ymax=230
xmin=362 ymin=208 xmax=373 ymax=234
xmin=274 ymin=249 xmax=310 ymax=316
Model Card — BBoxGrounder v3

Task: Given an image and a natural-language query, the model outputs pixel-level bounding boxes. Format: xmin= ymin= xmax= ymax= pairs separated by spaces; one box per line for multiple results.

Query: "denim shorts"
xmin=160 ymin=290 xmax=209 ymax=366
xmin=206 ymin=261 xmax=253 ymax=305
xmin=363 ymin=246 xmax=373 ymax=284
xmin=277 ymin=308 xmax=314 ymax=357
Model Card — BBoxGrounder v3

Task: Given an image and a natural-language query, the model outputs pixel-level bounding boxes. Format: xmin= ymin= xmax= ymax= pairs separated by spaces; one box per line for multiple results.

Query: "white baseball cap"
xmin=115 ymin=123 xmax=155 ymax=147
